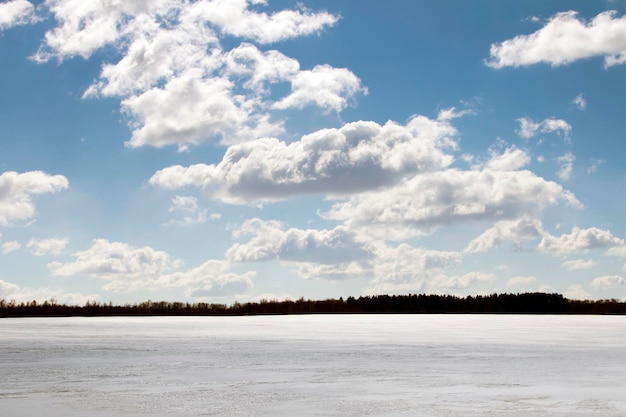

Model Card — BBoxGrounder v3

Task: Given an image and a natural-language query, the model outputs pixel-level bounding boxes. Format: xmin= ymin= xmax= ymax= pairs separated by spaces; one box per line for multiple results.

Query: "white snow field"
xmin=1 ymin=315 xmax=625 ymax=416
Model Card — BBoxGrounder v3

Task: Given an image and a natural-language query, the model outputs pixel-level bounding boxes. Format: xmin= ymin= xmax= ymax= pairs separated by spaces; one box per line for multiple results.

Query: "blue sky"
xmin=1 ymin=0 xmax=626 ymax=304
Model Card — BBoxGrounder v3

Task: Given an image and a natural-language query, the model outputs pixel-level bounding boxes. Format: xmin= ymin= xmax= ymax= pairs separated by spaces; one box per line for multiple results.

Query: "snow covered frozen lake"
xmin=1 ymin=315 xmax=625 ymax=416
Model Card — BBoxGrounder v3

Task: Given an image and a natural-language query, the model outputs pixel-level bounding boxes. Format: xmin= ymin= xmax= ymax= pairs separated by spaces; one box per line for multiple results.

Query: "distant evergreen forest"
xmin=1 ymin=293 xmax=625 ymax=317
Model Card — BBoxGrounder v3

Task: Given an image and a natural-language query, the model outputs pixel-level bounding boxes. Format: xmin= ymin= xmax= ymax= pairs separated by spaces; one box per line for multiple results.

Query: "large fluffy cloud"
xmin=33 ymin=0 xmax=172 ymax=61
xmin=0 ymin=0 xmax=35 ymax=30
xmin=29 ymin=0 xmax=361 ymax=149
xmin=121 ymin=70 xmax=282 ymax=148
xmin=487 ymin=11 xmax=626 ymax=69
xmin=83 ymin=11 xmax=220 ymax=98
xmin=34 ymin=0 xmax=337 ymax=62
xmin=149 ymin=116 xmax=457 ymax=203
xmin=324 ymin=169 xmax=581 ymax=240
xmin=0 ymin=171 xmax=69 ymax=227
xmin=182 ymin=0 xmax=339 ymax=44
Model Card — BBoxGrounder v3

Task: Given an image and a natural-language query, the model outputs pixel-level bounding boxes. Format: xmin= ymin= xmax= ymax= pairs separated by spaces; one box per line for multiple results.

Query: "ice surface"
xmin=1 ymin=315 xmax=625 ymax=416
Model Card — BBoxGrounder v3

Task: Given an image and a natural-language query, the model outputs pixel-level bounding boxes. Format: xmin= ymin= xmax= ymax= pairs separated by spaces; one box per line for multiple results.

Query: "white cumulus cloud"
xmin=487 ymin=10 xmax=626 ymax=69
xmin=369 ymin=244 xmax=462 ymax=287
xmin=27 ymin=238 xmax=68 ymax=256
xmin=226 ymin=218 xmax=374 ymax=264
xmin=1 ymin=240 xmax=21 ymax=255
xmin=506 ymin=276 xmax=537 ymax=287
xmin=538 ymin=226 xmax=624 ymax=254
xmin=293 ymin=242 xmax=462 ymax=283
xmin=185 ymin=0 xmax=339 ymax=44
xmin=272 ymin=64 xmax=367 ymax=112
xmin=485 ymin=146 xmax=531 ymax=171
xmin=561 ymin=259 xmax=596 ymax=270
xmin=34 ymin=0 xmax=336 ymax=61
xmin=108 ymin=259 xmax=255 ymax=298
xmin=0 ymin=0 xmax=36 ymax=30
xmin=0 ymin=171 xmax=69 ymax=227
xmin=227 ymin=219 xmax=463 ymax=286
xmin=516 ymin=117 xmax=571 ymax=141
xmin=224 ymin=42 xmax=300 ymax=94
xmin=325 ymin=169 xmax=581 ymax=240
xmin=0 ymin=278 xmax=20 ymax=296
xmin=122 ymin=70 xmax=283 ymax=149
xmin=48 ymin=239 xmax=180 ymax=279
xmin=465 ymin=216 xmax=543 ymax=252
xmin=28 ymin=0 xmax=356 ymax=150
xmin=606 ymin=246 xmax=626 ymax=258
xmin=289 ymin=260 xmax=369 ymax=281
xmin=165 ymin=260 xmax=254 ymax=298
xmin=590 ymin=275 xmax=625 ymax=289
xmin=149 ymin=116 xmax=457 ymax=203
xmin=47 ymin=238 xmax=253 ymax=298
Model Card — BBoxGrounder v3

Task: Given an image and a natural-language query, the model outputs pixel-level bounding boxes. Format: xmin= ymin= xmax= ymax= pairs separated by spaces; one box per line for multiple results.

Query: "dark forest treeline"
xmin=1 ymin=293 xmax=625 ymax=317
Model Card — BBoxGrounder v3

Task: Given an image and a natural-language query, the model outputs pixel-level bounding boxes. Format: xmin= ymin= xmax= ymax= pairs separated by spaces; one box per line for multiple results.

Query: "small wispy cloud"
xmin=587 ymin=158 xmax=605 ymax=174
xmin=557 ymin=152 xmax=575 ymax=181
xmin=572 ymin=94 xmax=587 ymax=110
xmin=516 ymin=117 xmax=571 ymax=142
xmin=2 ymin=240 xmax=21 ymax=255
xmin=561 ymin=259 xmax=596 ymax=270
xmin=27 ymin=238 xmax=68 ymax=256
